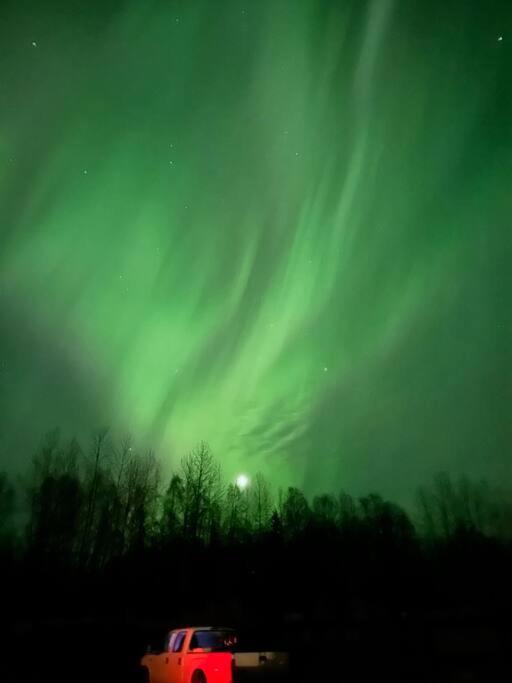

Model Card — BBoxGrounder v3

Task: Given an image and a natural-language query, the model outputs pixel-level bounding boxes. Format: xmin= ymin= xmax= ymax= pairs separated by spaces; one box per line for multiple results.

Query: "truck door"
xmin=150 ymin=632 xmax=175 ymax=683
xmin=167 ymin=629 xmax=187 ymax=683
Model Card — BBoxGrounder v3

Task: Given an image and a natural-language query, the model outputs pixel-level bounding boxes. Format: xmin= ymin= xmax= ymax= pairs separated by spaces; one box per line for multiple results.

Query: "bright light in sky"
xmin=235 ymin=474 xmax=250 ymax=490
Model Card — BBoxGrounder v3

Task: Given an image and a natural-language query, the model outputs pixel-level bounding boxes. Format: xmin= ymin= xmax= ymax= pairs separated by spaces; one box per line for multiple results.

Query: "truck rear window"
xmin=190 ymin=630 xmax=238 ymax=651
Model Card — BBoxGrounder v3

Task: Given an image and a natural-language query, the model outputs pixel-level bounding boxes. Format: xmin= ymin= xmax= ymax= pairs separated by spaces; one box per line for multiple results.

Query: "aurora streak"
xmin=0 ymin=0 xmax=510 ymax=501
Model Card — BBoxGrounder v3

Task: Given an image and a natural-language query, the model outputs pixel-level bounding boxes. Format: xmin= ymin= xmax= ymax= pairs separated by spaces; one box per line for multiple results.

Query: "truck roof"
xmin=174 ymin=626 xmax=235 ymax=632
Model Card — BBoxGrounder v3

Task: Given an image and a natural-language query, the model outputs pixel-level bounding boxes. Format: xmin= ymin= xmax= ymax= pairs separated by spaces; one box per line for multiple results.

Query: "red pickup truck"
xmin=140 ymin=626 xmax=288 ymax=683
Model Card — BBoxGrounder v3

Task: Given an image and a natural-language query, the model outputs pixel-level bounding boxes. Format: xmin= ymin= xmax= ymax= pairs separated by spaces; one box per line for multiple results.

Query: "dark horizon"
xmin=2 ymin=428 xmax=512 ymax=529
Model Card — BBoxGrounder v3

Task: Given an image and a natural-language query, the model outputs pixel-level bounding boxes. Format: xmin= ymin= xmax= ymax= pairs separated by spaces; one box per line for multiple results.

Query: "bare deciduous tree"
xmin=248 ymin=473 xmax=273 ymax=533
xmin=280 ymin=486 xmax=310 ymax=537
xmin=181 ymin=441 xmax=222 ymax=541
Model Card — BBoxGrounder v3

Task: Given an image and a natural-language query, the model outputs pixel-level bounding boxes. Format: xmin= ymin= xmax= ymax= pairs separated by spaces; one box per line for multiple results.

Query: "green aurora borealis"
xmin=0 ymin=0 xmax=510 ymax=500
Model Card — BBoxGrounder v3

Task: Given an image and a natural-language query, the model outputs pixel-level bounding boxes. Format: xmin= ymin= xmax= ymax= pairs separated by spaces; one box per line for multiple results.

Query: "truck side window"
xmin=172 ymin=631 xmax=186 ymax=652
xmin=167 ymin=633 xmax=176 ymax=651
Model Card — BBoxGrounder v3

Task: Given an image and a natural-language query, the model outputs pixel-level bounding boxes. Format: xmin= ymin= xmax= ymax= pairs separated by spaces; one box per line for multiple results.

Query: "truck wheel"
xmin=191 ymin=670 xmax=207 ymax=683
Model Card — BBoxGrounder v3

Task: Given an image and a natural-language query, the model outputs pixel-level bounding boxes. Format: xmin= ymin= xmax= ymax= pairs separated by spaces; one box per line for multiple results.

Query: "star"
xmin=497 ymin=36 xmax=503 ymax=42
xmin=31 ymin=41 xmax=37 ymax=47
xmin=323 ymin=367 xmax=328 ymax=372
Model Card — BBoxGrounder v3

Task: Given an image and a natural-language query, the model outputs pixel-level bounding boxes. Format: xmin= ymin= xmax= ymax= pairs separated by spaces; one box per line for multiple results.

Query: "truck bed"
xmin=233 ymin=651 xmax=289 ymax=681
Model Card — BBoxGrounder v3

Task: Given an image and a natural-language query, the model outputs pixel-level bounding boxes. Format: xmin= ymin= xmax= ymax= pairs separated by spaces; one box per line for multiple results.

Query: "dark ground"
xmin=4 ymin=608 xmax=511 ymax=683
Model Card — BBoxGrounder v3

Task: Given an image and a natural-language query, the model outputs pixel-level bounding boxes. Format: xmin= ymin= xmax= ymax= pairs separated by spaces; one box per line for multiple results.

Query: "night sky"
xmin=0 ymin=0 xmax=510 ymax=502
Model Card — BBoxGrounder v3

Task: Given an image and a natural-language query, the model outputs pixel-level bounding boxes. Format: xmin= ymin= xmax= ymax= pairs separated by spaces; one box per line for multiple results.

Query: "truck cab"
xmin=142 ymin=627 xmax=236 ymax=683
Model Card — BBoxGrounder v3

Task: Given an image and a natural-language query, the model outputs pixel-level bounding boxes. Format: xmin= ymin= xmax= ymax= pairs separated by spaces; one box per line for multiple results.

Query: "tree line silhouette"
xmin=2 ymin=429 xmax=511 ymax=682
